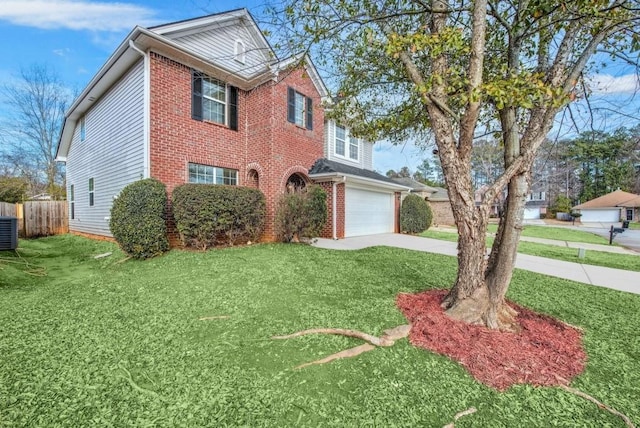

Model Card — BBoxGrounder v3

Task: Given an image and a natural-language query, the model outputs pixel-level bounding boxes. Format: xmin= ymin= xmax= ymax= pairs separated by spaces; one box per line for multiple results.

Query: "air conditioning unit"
xmin=0 ymin=216 xmax=18 ymax=250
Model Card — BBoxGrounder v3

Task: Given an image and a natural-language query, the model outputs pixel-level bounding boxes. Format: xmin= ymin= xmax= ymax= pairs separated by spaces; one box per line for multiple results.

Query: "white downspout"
xmin=129 ymin=40 xmax=150 ymax=179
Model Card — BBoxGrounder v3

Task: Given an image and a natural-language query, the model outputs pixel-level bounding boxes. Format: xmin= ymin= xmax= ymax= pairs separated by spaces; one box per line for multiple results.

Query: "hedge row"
xmin=172 ymin=184 xmax=266 ymax=249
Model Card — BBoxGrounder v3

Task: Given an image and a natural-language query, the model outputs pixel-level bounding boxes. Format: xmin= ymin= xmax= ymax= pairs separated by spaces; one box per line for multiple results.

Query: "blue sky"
xmin=1 ymin=0 xmax=637 ymax=175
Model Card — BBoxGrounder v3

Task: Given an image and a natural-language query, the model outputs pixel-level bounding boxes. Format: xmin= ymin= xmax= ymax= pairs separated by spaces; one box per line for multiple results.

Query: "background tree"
xmin=272 ymin=0 xmax=640 ymax=329
xmin=415 ymin=157 xmax=445 ymax=187
xmin=471 ymin=139 xmax=503 ymax=189
xmin=570 ymin=128 xmax=638 ymax=202
xmin=532 ymin=138 xmax=579 ymax=208
xmin=1 ymin=64 xmax=69 ymax=197
xmin=0 ymin=176 xmax=29 ymax=203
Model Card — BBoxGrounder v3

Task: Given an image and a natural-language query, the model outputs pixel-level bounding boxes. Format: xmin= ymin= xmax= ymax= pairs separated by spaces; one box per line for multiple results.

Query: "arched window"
xmin=285 ymin=173 xmax=307 ymax=193
xmin=247 ymin=169 xmax=259 ymax=189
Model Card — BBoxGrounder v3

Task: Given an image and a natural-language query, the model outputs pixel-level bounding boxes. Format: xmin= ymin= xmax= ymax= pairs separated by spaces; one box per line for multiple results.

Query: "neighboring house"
xmin=391 ymin=177 xmax=438 ymax=200
xmin=29 ymin=193 xmax=53 ymax=201
xmin=55 ymin=9 xmax=407 ymax=242
xmin=573 ymin=189 xmax=640 ymax=222
xmin=524 ymin=191 xmax=548 ymax=220
xmin=426 ymin=187 xmax=455 ymax=225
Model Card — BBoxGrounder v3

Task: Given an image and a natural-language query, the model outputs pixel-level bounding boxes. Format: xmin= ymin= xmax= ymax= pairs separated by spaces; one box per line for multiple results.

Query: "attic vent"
xmin=0 ymin=216 xmax=18 ymax=250
xmin=235 ymin=40 xmax=246 ymax=64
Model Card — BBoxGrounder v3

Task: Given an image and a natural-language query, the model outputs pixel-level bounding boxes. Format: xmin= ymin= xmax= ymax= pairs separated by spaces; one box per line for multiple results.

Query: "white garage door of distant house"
xmin=523 ymin=208 xmax=541 ymax=220
xmin=579 ymin=209 xmax=620 ymax=222
xmin=345 ymin=187 xmax=394 ymax=237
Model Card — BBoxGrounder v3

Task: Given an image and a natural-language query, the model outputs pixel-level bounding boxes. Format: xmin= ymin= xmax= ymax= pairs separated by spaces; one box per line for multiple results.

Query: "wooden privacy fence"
xmin=0 ymin=201 xmax=68 ymax=238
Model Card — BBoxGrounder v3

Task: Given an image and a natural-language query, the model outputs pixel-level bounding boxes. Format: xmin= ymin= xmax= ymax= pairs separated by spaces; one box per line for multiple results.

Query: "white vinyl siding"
xmin=169 ymin=26 xmax=269 ymax=77
xmin=66 ymin=59 xmax=145 ymax=237
xmin=324 ymin=120 xmax=374 ymax=169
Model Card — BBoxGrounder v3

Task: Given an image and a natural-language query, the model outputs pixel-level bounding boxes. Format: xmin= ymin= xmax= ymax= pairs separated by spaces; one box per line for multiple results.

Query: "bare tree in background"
xmin=2 ymin=64 xmax=69 ymax=197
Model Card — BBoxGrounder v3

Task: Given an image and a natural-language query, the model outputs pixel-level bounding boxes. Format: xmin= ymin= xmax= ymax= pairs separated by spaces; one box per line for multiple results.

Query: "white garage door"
xmin=579 ymin=209 xmax=620 ymax=223
xmin=345 ymin=187 xmax=395 ymax=237
xmin=523 ymin=208 xmax=540 ymax=220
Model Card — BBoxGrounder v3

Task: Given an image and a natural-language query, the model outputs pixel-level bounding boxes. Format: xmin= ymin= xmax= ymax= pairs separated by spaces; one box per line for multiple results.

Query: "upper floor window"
xmin=188 ymin=163 xmax=238 ymax=185
xmin=235 ymin=40 xmax=246 ymax=64
xmin=335 ymin=125 xmax=359 ymax=161
xmin=192 ymin=70 xmax=238 ymax=130
xmin=80 ymin=117 xmax=86 ymax=142
xmin=287 ymin=87 xmax=313 ymax=130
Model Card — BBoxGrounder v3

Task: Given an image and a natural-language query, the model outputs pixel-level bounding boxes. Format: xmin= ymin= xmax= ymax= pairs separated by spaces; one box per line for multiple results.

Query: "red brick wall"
xmin=148 ymin=52 xmax=324 ymax=242
xmin=318 ymin=181 xmax=345 ymax=239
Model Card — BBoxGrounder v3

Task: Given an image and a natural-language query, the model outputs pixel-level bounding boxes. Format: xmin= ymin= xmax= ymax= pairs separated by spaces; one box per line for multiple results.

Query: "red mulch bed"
xmin=397 ymin=289 xmax=587 ymax=391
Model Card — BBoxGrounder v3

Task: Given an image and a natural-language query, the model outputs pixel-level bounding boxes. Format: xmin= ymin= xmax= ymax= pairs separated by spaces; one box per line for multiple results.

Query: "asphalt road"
xmin=570 ymin=223 xmax=640 ymax=253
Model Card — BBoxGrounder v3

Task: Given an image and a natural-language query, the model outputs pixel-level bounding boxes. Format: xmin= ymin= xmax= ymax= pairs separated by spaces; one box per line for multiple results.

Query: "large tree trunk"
xmin=441 ymin=105 xmax=527 ymax=331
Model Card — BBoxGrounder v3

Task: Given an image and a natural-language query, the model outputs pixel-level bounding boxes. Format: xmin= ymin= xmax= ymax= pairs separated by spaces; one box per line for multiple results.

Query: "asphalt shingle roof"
xmin=573 ymin=189 xmax=640 ymax=209
xmin=308 ymin=158 xmax=401 ymax=185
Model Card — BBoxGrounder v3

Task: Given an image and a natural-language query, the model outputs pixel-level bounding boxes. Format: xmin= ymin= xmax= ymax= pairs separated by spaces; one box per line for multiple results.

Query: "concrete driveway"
xmin=569 ymin=222 xmax=640 ymax=253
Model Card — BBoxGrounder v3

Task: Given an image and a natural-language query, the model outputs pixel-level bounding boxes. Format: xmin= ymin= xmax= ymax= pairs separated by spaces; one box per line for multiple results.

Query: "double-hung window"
xmin=335 ymin=125 xmax=359 ymax=161
xmin=192 ymin=71 xmax=238 ymax=130
xmin=188 ymin=163 xmax=238 ymax=185
xmin=287 ymin=87 xmax=313 ymax=130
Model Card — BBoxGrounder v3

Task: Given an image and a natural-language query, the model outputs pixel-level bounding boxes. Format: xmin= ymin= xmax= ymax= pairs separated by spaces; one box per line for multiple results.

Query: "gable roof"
xmin=391 ymin=177 xmax=438 ymax=193
xmin=427 ymin=187 xmax=449 ymax=201
xmin=309 ymin=158 xmax=409 ymax=191
xmin=55 ymin=9 xmax=328 ymax=161
xmin=573 ymin=189 xmax=640 ymax=209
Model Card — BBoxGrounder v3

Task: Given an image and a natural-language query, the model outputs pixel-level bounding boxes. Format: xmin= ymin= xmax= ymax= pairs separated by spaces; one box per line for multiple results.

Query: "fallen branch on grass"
xmin=558 ymin=384 xmax=635 ymax=428
xmin=442 ymin=407 xmax=477 ymax=428
xmin=118 ymin=365 xmax=166 ymax=402
xmin=296 ymin=344 xmax=376 ymax=369
xmin=273 ymin=325 xmax=411 ymax=369
xmin=198 ymin=315 xmax=230 ymax=321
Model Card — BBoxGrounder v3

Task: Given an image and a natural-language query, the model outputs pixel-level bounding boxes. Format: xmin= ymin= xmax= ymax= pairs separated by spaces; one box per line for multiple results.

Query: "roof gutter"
xmin=310 ymin=172 xmax=410 ymax=192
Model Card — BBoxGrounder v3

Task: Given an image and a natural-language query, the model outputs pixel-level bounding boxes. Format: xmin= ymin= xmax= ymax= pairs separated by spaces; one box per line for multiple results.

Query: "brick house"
xmin=55 ymin=9 xmax=408 ymax=242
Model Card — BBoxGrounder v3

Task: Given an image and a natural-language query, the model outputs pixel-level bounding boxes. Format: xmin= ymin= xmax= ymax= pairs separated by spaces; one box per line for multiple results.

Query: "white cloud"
xmin=53 ymin=48 xmax=71 ymax=57
xmin=587 ymin=73 xmax=639 ymax=95
xmin=0 ymin=0 xmax=157 ymax=31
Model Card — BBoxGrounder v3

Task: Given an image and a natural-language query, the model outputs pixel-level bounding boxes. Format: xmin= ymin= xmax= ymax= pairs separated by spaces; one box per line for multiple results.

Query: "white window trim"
xmin=188 ymin=162 xmax=238 ymax=185
xmin=334 ymin=125 xmax=359 ymax=162
xmin=88 ymin=178 xmax=94 ymax=207
xmin=202 ymin=77 xmax=227 ymax=125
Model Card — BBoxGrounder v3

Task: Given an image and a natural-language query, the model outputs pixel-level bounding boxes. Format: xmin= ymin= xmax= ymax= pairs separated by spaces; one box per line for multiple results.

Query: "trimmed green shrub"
xmin=401 ymin=194 xmax=432 ymax=233
xmin=276 ymin=185 xmax=327 ymax=242
xmin=550 ymin=195 xmax=572 ymax=215
xmin=109 ymin=178 xmax=169 ymax=259
xmin=172 ymin=184 xmax=266 ymax=249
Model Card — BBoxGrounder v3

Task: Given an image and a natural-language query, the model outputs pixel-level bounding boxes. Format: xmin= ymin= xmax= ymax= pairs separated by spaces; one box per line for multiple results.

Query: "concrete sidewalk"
xmin=312 ymin=233 xmax=640 ymax=295
xmin=430 ymin=226 xmax=640 ymax=255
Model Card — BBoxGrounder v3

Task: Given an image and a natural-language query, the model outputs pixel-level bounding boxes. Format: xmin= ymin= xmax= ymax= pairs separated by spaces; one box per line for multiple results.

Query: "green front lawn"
xmin=487 ymin=224 xmax=609 ymax=245
xmin=1 ymin=235 xmax=639 ymax=427
xmin=421 ymin=226 xmax=639 ymax=271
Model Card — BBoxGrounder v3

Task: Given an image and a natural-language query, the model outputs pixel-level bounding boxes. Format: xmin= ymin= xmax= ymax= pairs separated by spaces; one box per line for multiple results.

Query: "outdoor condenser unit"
xmin=0 ymin=216 xmax=18 ymax=250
